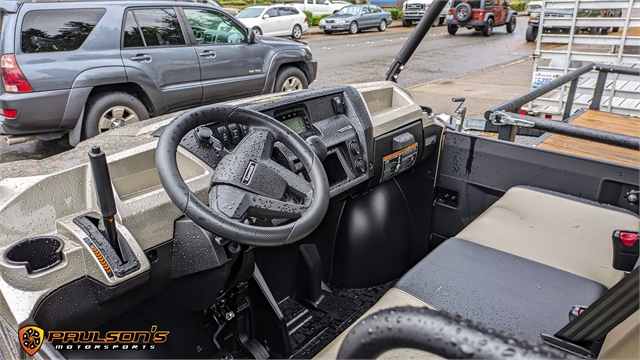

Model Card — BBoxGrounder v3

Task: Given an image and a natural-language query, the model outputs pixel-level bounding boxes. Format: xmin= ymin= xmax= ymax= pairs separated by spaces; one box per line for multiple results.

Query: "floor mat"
xmin=280 ymin=281 xmax=394 ymax=359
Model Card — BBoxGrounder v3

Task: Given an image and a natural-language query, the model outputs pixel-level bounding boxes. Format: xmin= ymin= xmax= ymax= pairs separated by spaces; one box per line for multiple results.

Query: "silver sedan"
xmin=319 ymin=4 xmax=393 ymax=34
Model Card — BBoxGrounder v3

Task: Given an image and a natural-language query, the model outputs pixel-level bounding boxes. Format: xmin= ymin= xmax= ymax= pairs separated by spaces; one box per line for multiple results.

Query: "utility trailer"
xmin=527 ymin=0 xmax=640 ymax=119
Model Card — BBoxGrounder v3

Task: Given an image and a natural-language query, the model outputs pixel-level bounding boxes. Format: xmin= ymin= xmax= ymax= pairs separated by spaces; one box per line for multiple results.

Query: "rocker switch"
xmin=332 ymin=96 xmax=344 ymax=114
xmin=228 ymin=123 xmax=241 ymax=145
xmin=216 ymin=126 xmax=231 ymax=147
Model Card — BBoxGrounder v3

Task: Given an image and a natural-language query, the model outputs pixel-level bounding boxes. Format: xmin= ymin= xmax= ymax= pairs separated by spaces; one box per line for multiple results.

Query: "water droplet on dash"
xmin=459 ymin=344 xmax=475 ymax=355
xmin=501 ymin=348 xmax=516 ymax=357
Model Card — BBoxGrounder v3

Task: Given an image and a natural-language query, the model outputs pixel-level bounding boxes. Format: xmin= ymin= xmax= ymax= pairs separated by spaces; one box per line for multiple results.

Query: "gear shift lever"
xmin=88 ymin=146 xmax=124 ymax=262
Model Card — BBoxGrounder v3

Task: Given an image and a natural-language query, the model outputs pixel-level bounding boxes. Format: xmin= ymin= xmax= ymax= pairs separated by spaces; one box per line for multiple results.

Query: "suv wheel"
xmin=82 ymin=91 xmax=149 ymax=139
xmin=454 ymin=3 xmax=472 ymax=22
xmin=402 ymin=19 xmax=412 ymax=27
xmin=482 ymin=18 xmax=494 ymax=37
xmin=525 ymin=25 xmax=537 ymax=42
xmin=252 ymin=27 xmax=262 ymax=36
xmin=292 ymin=24 xmax=303 ymax=39
xmin=275 ymin=67 xmax=308 ymax=92
xmin=378 ymin=19 xmax=387 ymax=32
xmin=447 ymin=24 xmax=458 ymax=35
xmin=507 ymin=16 xmax=516 ymax=33
xmin=349 ymin=21 xmax=359 ymax=34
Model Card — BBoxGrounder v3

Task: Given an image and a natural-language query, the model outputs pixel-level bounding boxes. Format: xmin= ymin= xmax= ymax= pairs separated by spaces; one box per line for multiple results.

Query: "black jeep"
xmin=446 ymin=0 xmax=517 ymax=36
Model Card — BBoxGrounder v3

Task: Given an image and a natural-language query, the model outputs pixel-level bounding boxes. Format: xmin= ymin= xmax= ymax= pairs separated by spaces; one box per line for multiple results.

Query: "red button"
xmin=578 ymin=308 xmax=585 ymax=315
xmin=620 ymin=232 xmax=638 ymax=246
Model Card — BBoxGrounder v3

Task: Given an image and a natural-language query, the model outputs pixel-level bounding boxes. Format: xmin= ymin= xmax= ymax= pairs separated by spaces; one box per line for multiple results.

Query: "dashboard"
xmin=0 ymin=81 xmax=437 ymax=330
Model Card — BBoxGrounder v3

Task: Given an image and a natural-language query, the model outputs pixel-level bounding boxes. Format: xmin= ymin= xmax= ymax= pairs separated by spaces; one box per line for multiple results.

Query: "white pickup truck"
xmin=402 ymin=0 xmax=451 ymax=27
xmin=293 ymin=0 xmax=349 ymax=16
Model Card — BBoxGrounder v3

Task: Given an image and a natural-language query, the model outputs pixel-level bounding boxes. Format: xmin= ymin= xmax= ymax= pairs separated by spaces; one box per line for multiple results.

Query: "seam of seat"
xmin=390 ymin=288 xmax=439 ymax=311
xmin=512 ymin=185 xmax=639 ymax=218
xmin=453 ymin=237 xmax=611 ymax=288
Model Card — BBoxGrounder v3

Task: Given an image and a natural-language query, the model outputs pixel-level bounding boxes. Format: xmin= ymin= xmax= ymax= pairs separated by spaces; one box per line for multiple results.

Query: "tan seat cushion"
xmin=313 ymin=288 xmax=442 ymax=360
xmin=456 ymin=187 xmax=639 ymax=288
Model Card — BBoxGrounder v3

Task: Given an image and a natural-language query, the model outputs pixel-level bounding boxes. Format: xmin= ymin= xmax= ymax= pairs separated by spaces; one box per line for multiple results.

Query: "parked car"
xmin=237 ymin=4 xmax=309 ymax=39
xmin=402 ymin=0 xmax=452 ymax=27
xmin=192 ymin=0 xmax=240 ymax=16
xmin=526 ymin=7 xmax=623 ymax=42
xmin=446 ymin=0 xmax=517 ymax=37
xmin=319 ymin=4 xmax=392 ymax=34
xmin=0 ymin=0 xmax=316 ymax=145
xmin=293 ymin=0 xmax=348 ymax=16
xmin=527 ymin=0 xmax=542 ymax=15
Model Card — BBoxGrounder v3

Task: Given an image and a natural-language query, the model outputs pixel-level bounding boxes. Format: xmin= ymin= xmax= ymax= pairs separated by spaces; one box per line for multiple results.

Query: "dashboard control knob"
xmin=355 ymin=158 xmax=366 ymax=173
xmin=306 ymin=135 xmax=327 ymax=162
xmin=332 ymin=96 xmax=344 ymax=114
xmin=349 ymin=140 xmax=360 ymax=155
xmin=195 ymin=126 xmax=213 ymax=142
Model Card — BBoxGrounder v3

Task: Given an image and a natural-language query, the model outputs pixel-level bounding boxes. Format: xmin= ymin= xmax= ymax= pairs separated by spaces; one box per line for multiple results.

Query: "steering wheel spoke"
xmin=212 ymin=184 xmax=308 ymax=220
xmin=265 ymin=159 xmax=313 ymax=198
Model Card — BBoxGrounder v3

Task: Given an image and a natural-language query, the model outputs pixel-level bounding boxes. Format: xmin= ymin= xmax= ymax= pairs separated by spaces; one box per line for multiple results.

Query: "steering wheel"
xmin=156 ymin=105 xmax=330 ymax=247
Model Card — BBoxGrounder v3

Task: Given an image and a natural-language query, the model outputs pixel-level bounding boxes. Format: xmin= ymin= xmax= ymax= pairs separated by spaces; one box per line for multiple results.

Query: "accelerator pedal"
xmin=243 ymin=339 xmax=269 ymax=359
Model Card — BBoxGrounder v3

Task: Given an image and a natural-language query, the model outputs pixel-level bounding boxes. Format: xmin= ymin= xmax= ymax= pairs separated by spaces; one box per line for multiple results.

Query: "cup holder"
xmin=4 ymin=236 xmax=64 ymax=274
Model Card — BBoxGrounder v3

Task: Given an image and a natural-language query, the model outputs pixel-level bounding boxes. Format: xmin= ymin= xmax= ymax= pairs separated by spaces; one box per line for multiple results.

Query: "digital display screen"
xmin=282 ymin=116 xmax=308 ymax=134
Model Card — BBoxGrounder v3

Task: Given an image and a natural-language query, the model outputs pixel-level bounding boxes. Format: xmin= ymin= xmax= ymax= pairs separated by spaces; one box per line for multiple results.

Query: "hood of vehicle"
xmin=237 ymin=17 xmax=261 ymax=26
xmin=324 ymin=13 xmax=357 ymax=20
xmin=257 ymin=35 xmax=306 ymax=47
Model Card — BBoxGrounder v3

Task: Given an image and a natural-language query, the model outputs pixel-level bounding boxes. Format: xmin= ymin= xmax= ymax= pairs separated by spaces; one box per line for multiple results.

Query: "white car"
xmin=237 ymin=4 xmax=309 ymax=39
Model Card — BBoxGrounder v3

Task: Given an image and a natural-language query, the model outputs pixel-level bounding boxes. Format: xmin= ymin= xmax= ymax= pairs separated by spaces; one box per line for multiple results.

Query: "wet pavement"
xmin=0 ymin=17 xmax=533 ymax=164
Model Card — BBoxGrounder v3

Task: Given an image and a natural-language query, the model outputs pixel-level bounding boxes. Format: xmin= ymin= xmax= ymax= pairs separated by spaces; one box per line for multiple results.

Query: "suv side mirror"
xmin=263 ymin=14 xmax=270 ymax=19
xmin=247 ymin=29 xmax=256 ymax=43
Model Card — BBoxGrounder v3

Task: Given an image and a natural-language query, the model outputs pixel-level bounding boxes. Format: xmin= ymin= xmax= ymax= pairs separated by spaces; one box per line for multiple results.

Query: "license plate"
xmin=327 ymin=25 xmax=333 ymax=29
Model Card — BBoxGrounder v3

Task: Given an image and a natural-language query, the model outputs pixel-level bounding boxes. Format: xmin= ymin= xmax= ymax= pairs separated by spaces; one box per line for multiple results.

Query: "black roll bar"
xmin=386 ymin=0 xmax=449 ymax=82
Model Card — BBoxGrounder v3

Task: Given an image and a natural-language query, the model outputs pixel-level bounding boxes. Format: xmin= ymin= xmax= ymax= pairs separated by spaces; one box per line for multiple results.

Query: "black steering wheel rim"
xmin=156 ymin=105 xmax=330 ymax=246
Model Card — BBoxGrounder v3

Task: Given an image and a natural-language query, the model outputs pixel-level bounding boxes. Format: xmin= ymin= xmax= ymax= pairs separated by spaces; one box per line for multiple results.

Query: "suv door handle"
xmin=199 ymin=50 xmax=216 ymax=58
xmin=130 ymin=54 xmax=152 ymax=62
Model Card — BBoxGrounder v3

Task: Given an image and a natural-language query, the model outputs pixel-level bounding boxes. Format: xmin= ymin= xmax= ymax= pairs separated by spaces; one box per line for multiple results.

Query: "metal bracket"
xmin=489 ymin=111 xmax=535 ymax=128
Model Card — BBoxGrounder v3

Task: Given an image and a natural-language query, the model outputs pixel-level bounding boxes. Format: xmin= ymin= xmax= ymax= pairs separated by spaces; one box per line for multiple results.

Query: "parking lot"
xmin=0 ymin=16 xmax=532 ymax=164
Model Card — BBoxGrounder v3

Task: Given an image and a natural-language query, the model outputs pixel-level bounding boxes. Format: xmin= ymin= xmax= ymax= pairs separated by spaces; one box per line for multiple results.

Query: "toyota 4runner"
xmin=446 ymin=0 xmax=517 ymax=36
xmin=0 ymin=0 xmax=316 ymax=145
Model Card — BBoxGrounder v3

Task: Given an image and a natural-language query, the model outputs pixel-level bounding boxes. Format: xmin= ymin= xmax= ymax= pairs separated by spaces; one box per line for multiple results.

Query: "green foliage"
xmin=303 ymin=10 xmax=313 ymax=19
xmin=509 ymin=1 xmax=527 ymax=12
xmin=387 ymin=8 xmax=402 ymax=20
xmin=308 ymin=13 xmax=331 ymax=26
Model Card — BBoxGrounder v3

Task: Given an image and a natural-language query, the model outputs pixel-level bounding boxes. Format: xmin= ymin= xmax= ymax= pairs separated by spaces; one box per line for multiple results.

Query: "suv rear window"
xmin=21 ymin=9 xmax=106 ymax=53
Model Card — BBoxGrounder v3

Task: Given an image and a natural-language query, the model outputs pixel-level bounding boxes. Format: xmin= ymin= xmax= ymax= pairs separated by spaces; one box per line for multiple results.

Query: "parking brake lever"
xmin=88 ymin=146 xmax=124 ymax=263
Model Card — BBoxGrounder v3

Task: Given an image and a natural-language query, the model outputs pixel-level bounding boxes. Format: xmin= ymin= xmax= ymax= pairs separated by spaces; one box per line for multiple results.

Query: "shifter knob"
xmin=305 ymin=135 xmax=327 ymax=162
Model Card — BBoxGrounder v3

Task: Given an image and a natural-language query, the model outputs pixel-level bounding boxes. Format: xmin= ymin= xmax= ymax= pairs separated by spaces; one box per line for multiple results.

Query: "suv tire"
xmin=378 ymin=20 xmax=387 ymax=32
xmin=454 ymin=3 xmax=472 ymax=22
xmin=252 ymin=27 xmax=262 ymax=35
xmin=482 ymin=18 xmax=494 ymax=37
xmin=506 ymin=16 xmax=516 ymax=33
xmin=82 ymin=91 xmax=149 ymax=139
xmin=275 ymin=67 xmax=308 ymax=92
xmin=292 ymin=24 xmax=303 ymax=39
xmin=525 ymin=25 xmax=537 ymax=42
xmin=447 ymin=24 xmax=458 ymax=35
xmin=402 ymin=19 xmax=412 ymax=27
xmin=349 ymin=21 xmax=359 ymax=34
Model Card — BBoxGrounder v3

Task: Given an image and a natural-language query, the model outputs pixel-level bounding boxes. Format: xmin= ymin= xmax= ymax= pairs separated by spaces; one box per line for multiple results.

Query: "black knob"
xmin=355 ymin=158 xmax=366 ymax=173
xmin=195 ymin=126 xmax=213 ymax=142
xmin=349 ymin=140 xmax=360 ymax=155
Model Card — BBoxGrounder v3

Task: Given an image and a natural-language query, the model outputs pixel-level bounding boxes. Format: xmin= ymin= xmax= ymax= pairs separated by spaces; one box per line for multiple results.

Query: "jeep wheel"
xmin=402 ymin=19 xmax=412 ymax=27
xmin=378 ymin=19 xmax=387 ymax=32
xmin=438 ymin=17 xmax=444 ymax=26
xmin=482 ymin=18 xmax=494 ymax=37
xmin=82 ymin=91 xmax=149 ymax=139
xmin=454 ymin=3 xmax=472 ymax=22
xmin=252 ymin=27 xmax=262 ymax=36
xmin=274 ymin=67 xmax=308 ymax=93
xmin=525 ymin=25 xmax=538 ymax=42
xmin=323 ymin=30 xmax=333 ymax=35
xmin=447 ymin=24 xmax=458 ymax=35
xmin=349 ymin=21 xmax=359 ymax=34
xmin=292 ymin=24 xmax=303 ymax=39
xmin=507 ymin=16 xmax=516 ymax=33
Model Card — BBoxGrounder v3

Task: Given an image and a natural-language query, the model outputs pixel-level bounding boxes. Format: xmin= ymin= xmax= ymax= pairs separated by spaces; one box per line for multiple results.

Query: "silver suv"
xmin=0 ymin=0 xmax=316 ymax=145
